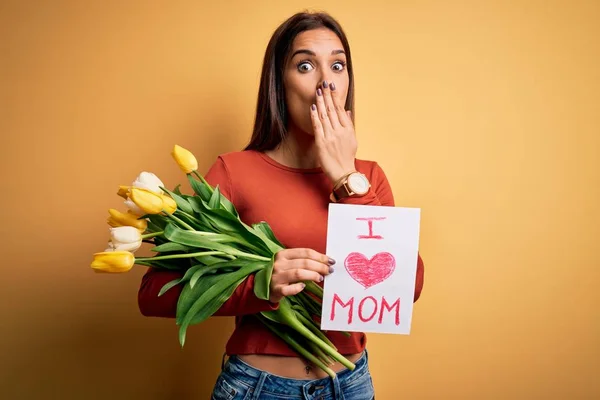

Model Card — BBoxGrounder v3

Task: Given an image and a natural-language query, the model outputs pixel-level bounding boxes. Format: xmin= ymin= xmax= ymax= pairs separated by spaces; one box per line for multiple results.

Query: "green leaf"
xmin=253 ymin=221 xmax=285 ymax=249
xmin=189 ymin=277 xmax=245 ymax=328
xmin=190 ymin=259 xmax=263 ymax=288
xmin=174 ymin=211 xmax=206 ymax=231
xmin=205 ymin=209 xmax=272 ymax=256
xmin=194 ymin=254 xmax=232 ymax=265
xmin=173 ymin=184 xmax=183 ymax=195
xmin=163 ymin=223 xmax=243 ymax=254
xmin=208 ymin=185 xmax=222 ymax=209
xmin=250 ymin=222 xmax=285 ymax=254
xmin=253 ymin=254 xmax=275 ymax=300
xmin=160 ymin=187 xmax=195 ymax=214
xmin=176 ymin=274 xmax=221 ymax=325
xmin=218 ymin=193 xmax=238 ymax=217
xmin=157 ymin=264 xmax=203 ymax=297
xmin=177 ymin=262 xmax=263 ymax=346
xmin=158 ymin=265 xmax=204 ymax=297
xmin=147 ymin=214 xmax=168 ymax=230
xmin=135 ymin=259 xmax=187 ymax=270
xmin=158 ymin=277 xmax=184 ymax=297
xmin=151 ymin=242 xmax=193 ymax=253
xmin=187 ymin=175 xmax=212 ymax=202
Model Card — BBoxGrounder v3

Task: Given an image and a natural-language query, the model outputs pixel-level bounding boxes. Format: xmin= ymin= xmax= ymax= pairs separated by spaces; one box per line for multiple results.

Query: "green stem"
xmin=141 ymin=231 xmax=163 ymax=239
xmin=136 ymin=251 xmax=225 ymax=262
xmin=193 ymin=171 xmax=214 ymax=193
xmin=258 ymin=316 xmax=336 ymax=378
xmin=296 ymin=291 xmax=322 ymax=317
xmin=164 ymin=212 xmax=195 ymax=231
xmin=307 ymin=341 xmax=334 ymax=366
xmin=228 ymin=250 xmax=271 ymax=262
xmin=295 ymin=311 xmax=337 ymax=350
xmin=177 ymin=210 xmax=205 ymax=226
xmin=287 ymin=315 xmax=355 ymax=370
xmin=304 ymin=281 xmax=324 ymax=300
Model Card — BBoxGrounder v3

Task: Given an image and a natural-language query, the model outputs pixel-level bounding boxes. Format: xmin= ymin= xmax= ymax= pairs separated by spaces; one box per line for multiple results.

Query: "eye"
xmin=297 ymin=62 xmax=314 ymax=72
xmin=332 ymin=61 xmax=346 ymax=72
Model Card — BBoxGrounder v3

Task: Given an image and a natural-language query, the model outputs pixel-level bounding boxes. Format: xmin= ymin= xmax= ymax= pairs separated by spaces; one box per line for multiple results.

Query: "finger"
xmin=279 ymin=248 xmax=334 ymax=266
xmin=282 ymin=258 xmax=332 ymax=276
xmin=329 ymin=81 xmax=350 ymax=127
xmin=278 ymin=282 xmax=306 ymax=298
xmin=315 ymin=87 xmax=333 ymax=136
xmin=282 ymin=269 xmax=324 ymax=284
xmin=310 ymin=103 xmax=325 ymax=140
xmin=321 ymin=81 xmax=341 ymax=129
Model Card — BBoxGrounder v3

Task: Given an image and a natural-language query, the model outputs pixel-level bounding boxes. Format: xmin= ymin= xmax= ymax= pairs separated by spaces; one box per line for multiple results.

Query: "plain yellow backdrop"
xmin=1 ymin=1 xmax=598 ymax=399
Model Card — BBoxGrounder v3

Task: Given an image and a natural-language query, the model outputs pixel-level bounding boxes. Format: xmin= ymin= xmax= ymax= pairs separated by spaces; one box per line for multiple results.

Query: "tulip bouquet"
xmin=91 ymin=145 xmax=355 ymax=377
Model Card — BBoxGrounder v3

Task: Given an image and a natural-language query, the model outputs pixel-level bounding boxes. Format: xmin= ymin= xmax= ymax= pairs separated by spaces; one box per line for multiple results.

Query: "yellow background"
xmin=1 ymin=1 xmax=598 ymax=399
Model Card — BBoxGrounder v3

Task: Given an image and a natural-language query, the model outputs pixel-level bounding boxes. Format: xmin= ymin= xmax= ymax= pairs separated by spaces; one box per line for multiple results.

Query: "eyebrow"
xmin=290 ymin=49 xmax=346 ymax=58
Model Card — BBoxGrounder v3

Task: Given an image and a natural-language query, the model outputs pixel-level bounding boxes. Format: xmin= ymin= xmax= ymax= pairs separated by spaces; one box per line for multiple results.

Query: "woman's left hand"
xmin=310 ymin=81 xmax=357 ymax=185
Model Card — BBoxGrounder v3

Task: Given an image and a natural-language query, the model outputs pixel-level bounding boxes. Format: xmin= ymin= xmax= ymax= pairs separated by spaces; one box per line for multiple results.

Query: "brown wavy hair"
xmin=244 ymin=11 xmax=355 ymax=151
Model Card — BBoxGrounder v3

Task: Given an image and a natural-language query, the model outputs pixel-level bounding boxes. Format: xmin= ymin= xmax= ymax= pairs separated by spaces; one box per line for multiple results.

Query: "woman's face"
xmin=283 ymin=28 xmax=350 ymax=136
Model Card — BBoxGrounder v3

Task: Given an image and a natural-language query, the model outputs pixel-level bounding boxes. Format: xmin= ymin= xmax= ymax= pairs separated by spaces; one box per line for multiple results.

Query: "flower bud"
xmin=172 ymin=145 xmax=198 ymax=174
xmin=107 ymin=208 xmax=147 ymax=231
xmin=128 ymin=188 xmax=164 ymax=215
xmin=132 ymin=172 xmax=165 ymax=194
xmin=117 ymin=186 xmax=130 ymax=199
xmin=109 ymin=226 xmax=142 ymax=252
xmin=91 ymin=251 xmax=135 ymax=273
xmin=161 ymin=194 xmax=177 ymax=215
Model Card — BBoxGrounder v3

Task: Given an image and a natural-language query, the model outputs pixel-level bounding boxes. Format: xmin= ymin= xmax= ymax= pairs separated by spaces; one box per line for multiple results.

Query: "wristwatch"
xmin=330 ymin=171 xmax=371 ymax=202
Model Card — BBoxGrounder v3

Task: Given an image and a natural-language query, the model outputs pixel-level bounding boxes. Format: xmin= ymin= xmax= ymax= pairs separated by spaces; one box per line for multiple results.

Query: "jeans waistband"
xmin=223 ymin=349 xmax=370 ymax=395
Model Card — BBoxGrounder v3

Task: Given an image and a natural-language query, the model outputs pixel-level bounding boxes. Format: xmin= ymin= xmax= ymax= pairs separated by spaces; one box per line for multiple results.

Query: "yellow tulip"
xmin=107 ymin=208 xmax=147 ymax=231
xmin=117 ymin=186 xmax=130 ymax=199
xmin=172 ymin=144 xmax=198 ymax=174
xmin=128 ymin=187 xmax=164 ymax=215
xmin=91 ymin=251 xmax=135 ymax=273
xmin=161 ymin=194 xmax=177 ymax=214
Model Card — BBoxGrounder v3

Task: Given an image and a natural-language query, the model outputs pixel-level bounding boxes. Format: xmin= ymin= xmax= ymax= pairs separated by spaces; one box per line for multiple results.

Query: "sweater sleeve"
xmin=336 ymin=162 xmax=425 ymax=302
xmin=137 ymin=156 xmax=279 ymax=319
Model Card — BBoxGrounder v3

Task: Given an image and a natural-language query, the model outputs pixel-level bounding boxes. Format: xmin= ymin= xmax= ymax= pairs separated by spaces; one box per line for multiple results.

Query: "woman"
xmin=138 ymin=11 xmax=425 ymax=400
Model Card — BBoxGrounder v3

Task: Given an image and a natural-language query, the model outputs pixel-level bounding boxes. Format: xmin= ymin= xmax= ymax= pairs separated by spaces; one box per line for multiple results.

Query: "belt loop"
xmin=250 ymin=371 xmax=269 ymax=400
xmin=220 ymin=352 xmax=227 ymax=371
xmin=332 ymin=374 xmax=343 ymax=400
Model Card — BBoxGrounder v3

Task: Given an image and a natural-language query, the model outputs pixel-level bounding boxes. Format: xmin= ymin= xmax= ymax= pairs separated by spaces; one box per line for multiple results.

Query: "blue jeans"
xmin=211 ymin=350 xmax=375 ymax=400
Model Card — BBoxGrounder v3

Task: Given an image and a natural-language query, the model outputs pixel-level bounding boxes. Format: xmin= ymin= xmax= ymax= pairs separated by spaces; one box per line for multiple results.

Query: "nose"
xmin=317 ymin=71 xmax=334 ymax=89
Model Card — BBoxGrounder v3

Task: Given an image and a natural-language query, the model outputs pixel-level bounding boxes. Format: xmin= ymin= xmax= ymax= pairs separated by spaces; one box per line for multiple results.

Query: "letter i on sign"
xmin=321 ymin=203 xmax=421 ymax=335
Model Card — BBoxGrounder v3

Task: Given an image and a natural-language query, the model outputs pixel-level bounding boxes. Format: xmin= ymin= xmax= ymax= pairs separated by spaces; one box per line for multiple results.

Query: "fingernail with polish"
xmin=328 ymin=257 xmax=336 ymax=265
xmin=329 ymin=266 xmax=335 ymax=273
xmin=323 ymin=81 xmax=328 ymax=88
xmin=330 ymin=82 xmax=336 ymax=91
xmin=319 ymin=275 xmax=324 ymax=282
xmin=311 ymin=104 xmax=316 ymax=111
xmin=317 ymin=88 xmax=322 ymax=96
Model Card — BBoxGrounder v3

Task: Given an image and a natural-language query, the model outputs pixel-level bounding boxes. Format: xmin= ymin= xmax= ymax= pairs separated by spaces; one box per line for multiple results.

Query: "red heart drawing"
xmin=344 ymin=252 xmax=396 ymax=289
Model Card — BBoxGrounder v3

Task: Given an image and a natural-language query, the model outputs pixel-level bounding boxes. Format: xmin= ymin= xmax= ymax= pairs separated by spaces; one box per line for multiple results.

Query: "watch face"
xmin=348 ymin=173 xmax=370 ymax=194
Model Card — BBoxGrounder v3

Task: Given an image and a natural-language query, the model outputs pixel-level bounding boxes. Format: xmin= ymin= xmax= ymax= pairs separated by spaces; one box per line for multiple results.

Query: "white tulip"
xmin=132 ymin=172 xmax=165 ymax=194
xmin=124 ymin=198 xmax=145 ymax=216
xmin=109 ymin=226 xmax=142 ymax=252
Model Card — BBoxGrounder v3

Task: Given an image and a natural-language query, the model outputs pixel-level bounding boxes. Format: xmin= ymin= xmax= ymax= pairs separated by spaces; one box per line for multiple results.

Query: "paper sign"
xmin=321 ymin=203 xmax=421 ymax=334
